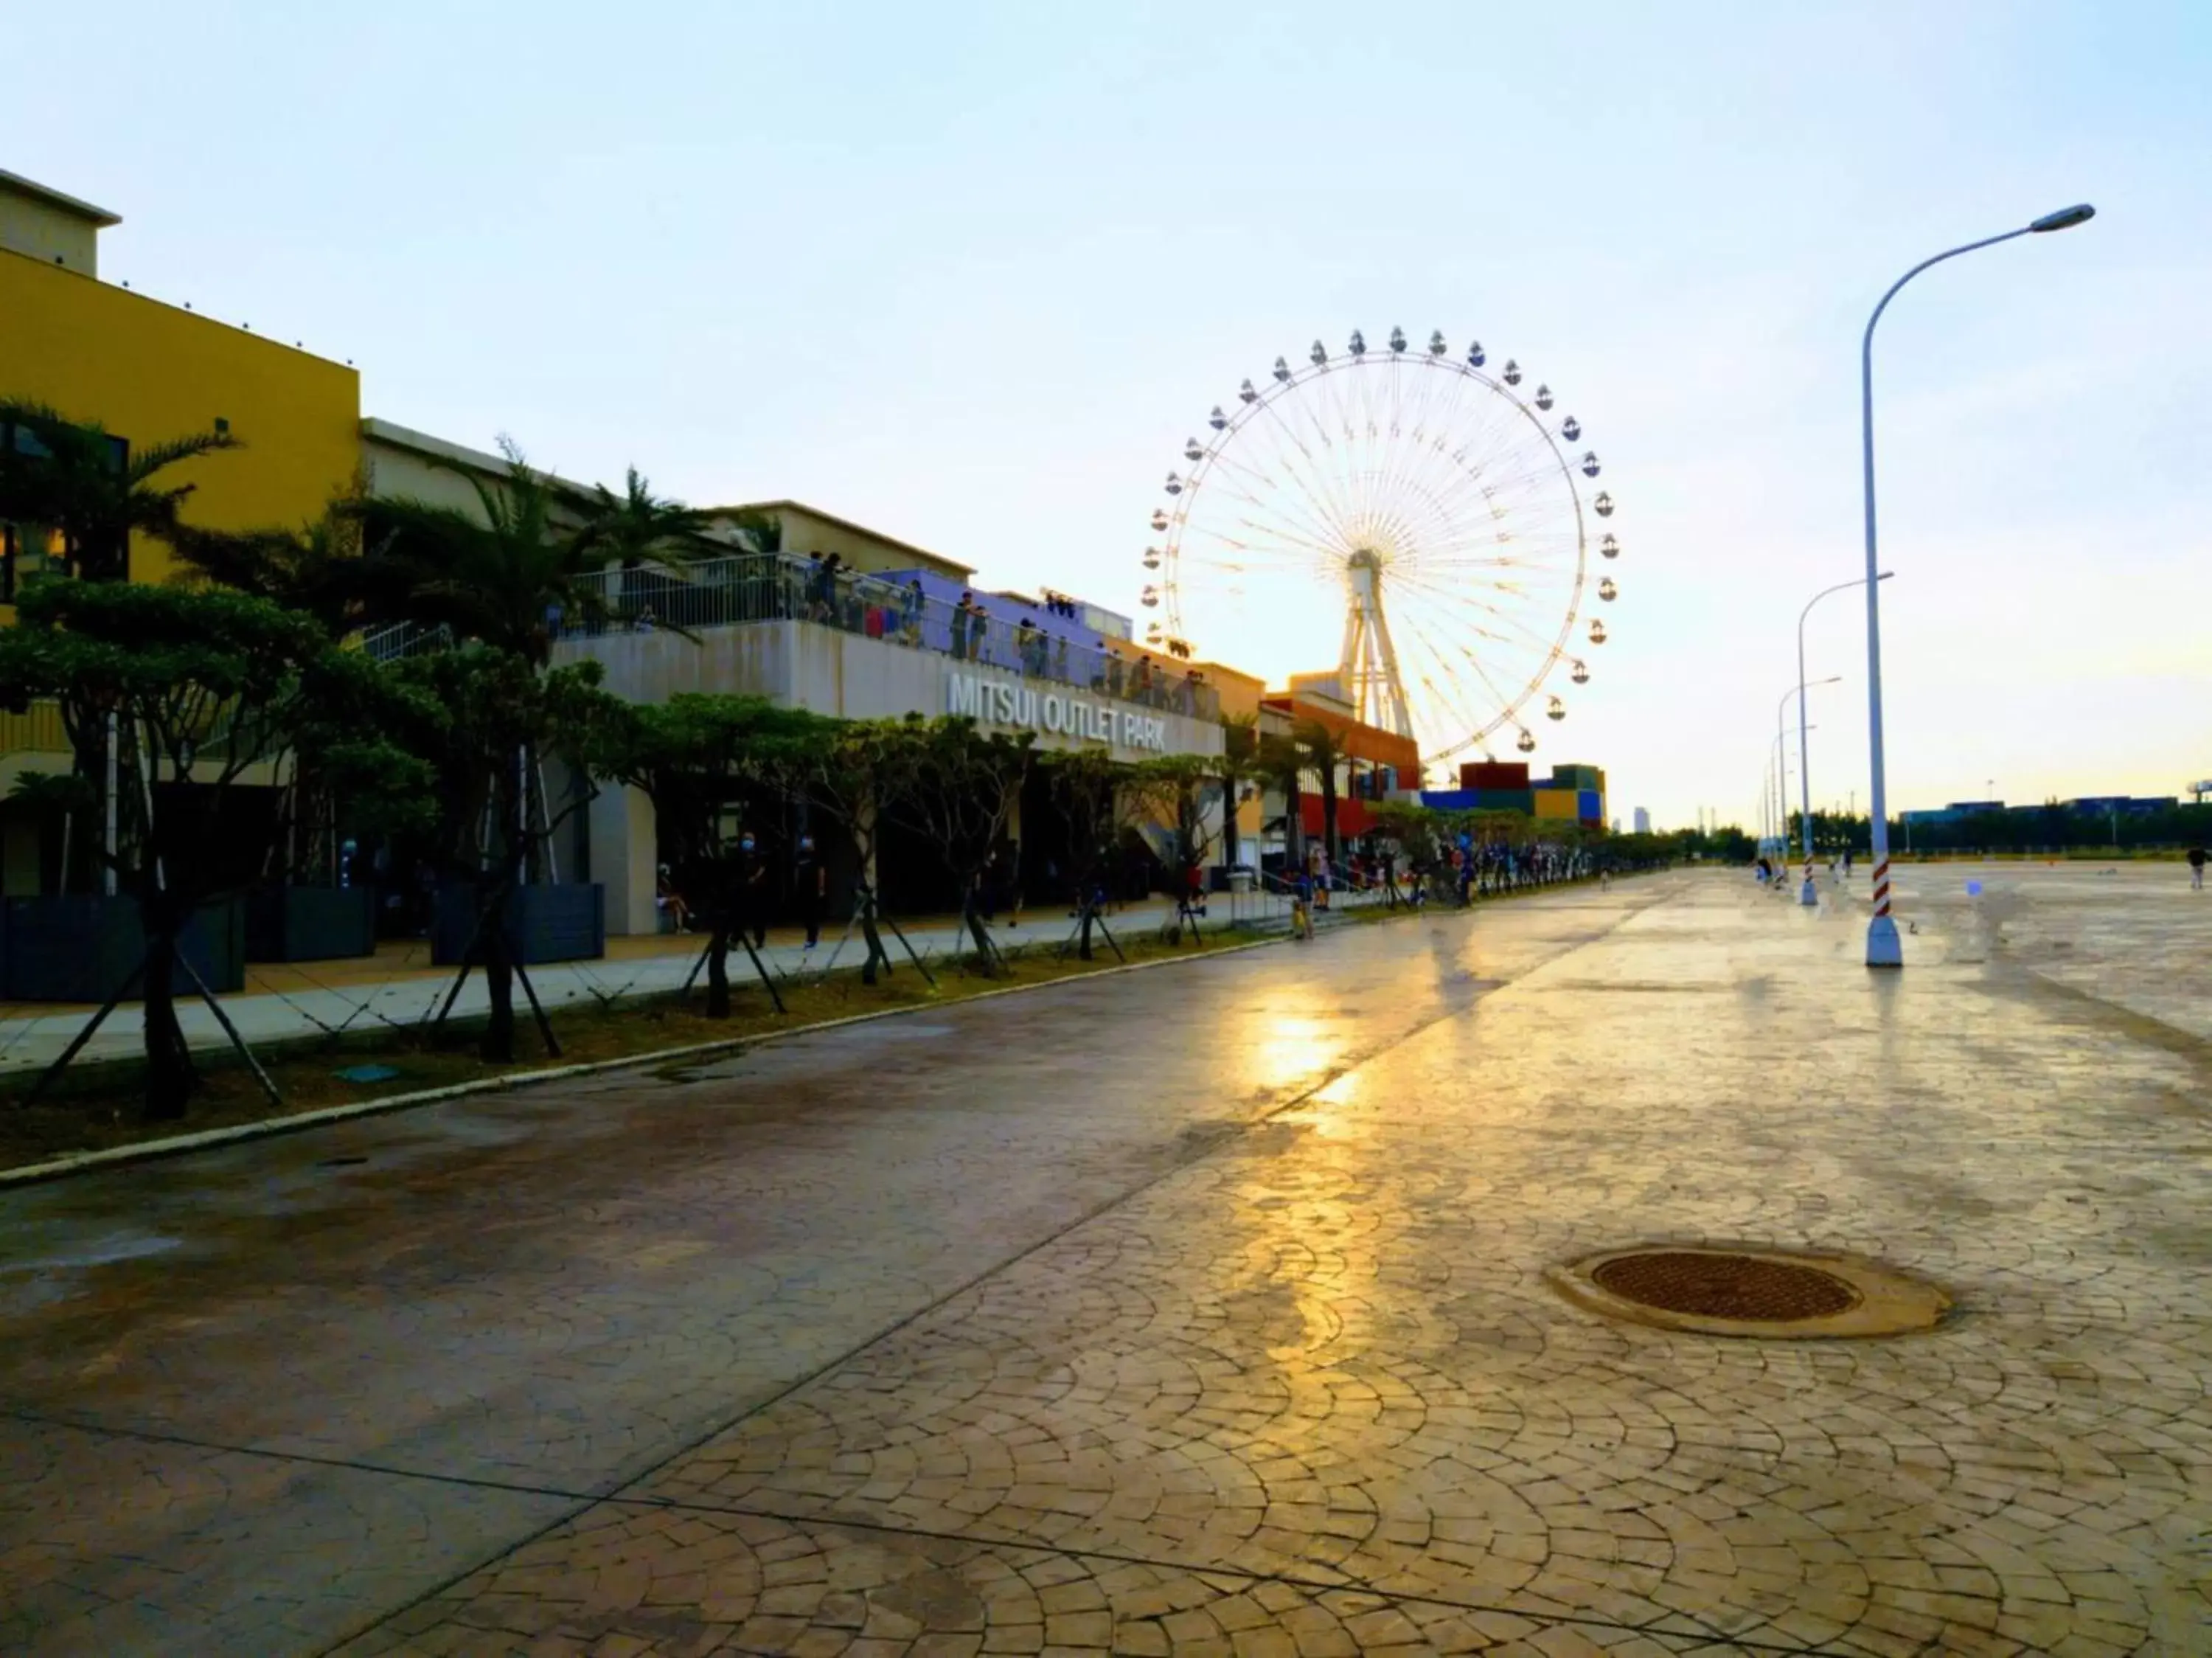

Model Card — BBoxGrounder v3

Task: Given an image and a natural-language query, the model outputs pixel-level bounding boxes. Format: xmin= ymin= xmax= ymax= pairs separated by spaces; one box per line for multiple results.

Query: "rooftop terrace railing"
xmin=564 ymin=554 xmax=1221 ymax=723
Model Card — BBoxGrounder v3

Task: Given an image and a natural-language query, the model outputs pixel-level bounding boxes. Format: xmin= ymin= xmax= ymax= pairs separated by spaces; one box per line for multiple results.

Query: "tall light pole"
xmin=1798 ymin=575 xmax=1891 ymax=904
xmin=1770 ymin=724 xmax=1816 ymax=866
xmin=1860 ymin=202 xmax=2094 ymax=968
xmin=1779 ymin=681 xmax=1838 ymax=869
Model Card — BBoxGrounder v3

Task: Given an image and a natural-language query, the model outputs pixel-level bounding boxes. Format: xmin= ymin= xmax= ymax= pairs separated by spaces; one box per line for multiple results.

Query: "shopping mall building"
xmin=0 ymin=170 xmax=1256 ymax=934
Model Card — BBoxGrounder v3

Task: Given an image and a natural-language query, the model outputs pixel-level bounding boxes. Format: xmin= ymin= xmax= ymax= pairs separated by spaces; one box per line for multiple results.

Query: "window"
xmin=1 ymin=523 xmax=66 ymax=603
xmin=0 ymin=419 xmax=131 ymax=586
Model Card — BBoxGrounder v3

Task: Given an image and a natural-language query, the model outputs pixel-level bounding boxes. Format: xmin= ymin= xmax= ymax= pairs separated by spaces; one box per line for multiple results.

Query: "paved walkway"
xmin=0 ymin=893 xmax=1306 ymax=1072
xmin=1 ymin=869 xmax=2205 ymax=1654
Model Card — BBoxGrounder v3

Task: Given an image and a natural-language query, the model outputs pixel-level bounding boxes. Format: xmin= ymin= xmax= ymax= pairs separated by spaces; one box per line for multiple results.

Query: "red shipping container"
xmin=1461 ymin=761 xmax=1531 ymax=790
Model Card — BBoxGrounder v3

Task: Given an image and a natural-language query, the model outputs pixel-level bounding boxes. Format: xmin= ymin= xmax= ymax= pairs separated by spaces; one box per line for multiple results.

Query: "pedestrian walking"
xmin=1290 ymin=866 xmax=1314 ymax=940
xmin=794 ymin=833 xmax=826 ymax=947
xmin=2189 ymin=845 xmax=2207 ymax=891
xmin=737 ymin=831 xmax=769 ymax=948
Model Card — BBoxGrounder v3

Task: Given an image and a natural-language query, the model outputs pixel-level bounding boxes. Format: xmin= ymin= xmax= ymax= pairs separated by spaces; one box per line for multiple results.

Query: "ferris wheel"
xmin=1141 ymin=327 xmax=1619 ymax=774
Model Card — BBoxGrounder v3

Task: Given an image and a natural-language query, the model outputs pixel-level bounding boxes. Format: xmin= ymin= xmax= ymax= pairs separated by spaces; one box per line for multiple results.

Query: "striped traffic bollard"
xmin=1865 ymin=857 xmax=1902 ymax=967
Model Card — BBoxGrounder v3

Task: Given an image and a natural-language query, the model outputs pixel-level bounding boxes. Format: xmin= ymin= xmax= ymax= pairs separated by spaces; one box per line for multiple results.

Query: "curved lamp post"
xmin=1861 ymin=203 xmax=2095 ymax=968
xmin=1779 ymin=680 xmax=1838 ymax=869
xmin=1798 ymin=576 xmax=1891 ymax=904
xmin=1770 ymin=723 xmax=1817 ymax=867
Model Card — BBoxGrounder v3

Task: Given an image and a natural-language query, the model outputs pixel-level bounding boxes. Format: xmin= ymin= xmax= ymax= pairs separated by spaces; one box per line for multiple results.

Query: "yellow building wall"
xmin=0 ymin=247 xmax=361 ymax=597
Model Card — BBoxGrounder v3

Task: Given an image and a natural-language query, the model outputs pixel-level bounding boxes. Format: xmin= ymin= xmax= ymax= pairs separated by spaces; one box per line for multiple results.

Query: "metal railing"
xmin=560 ymin=554 xmax=1223 ymax=723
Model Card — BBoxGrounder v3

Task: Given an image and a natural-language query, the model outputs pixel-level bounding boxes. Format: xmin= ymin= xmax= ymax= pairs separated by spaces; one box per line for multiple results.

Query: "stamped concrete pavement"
xmin=1 ymin=870 xmax=2206 ymax=1656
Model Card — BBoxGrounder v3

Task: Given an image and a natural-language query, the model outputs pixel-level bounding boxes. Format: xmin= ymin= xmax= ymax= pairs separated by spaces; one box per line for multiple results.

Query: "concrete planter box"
xmin=244 ymin=885 xmax=378 ymax=963
xmin=0 ymin=895 xmax=246 ymax=1003
xmin=432 ymin=883 xmax=605 ymax=967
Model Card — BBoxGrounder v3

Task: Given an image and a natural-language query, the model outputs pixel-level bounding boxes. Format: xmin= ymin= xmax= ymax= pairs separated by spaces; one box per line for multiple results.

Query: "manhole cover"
xmin=1551 ymin=1245 xmax=1950 ymax=1339
xmin=1591 ymin=1251 xmax=1859 ymax=1321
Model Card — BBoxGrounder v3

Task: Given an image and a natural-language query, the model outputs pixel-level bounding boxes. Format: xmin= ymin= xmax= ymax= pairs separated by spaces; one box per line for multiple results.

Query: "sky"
xmin=13 ymin=1 xmax=2209 ymax=830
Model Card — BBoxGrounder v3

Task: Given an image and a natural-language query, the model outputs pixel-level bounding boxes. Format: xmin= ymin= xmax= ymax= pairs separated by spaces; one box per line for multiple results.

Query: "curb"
xmin=0 ymin=919 xmax=1308 ymax=1189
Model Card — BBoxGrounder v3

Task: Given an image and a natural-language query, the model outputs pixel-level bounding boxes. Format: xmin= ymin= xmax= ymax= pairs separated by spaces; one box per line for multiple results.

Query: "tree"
xmin=616 ymin=695 xmax=828 ymax=1016
xmin=1040 ymin=746 xmax=1135 ymax=960
xmin=0 ymin=400 xmax=238 ymax=582
xmin=1123 ymin=753 xmax=1226 ymax=940
xmin=0 ymin=581 xmax=431 ymax=1117
xmin=574 ymin=466 xmax=726 ymax=622
xmin=167 ymin=495 xmax=385 ymax=638
xmin=4 ymin=769 xmax=96 ymax=895
xmin=1294 ymin=718 xmax=1349 ymax=864
xmin=884 ymin=717 xmax=1034 ymax=972
xmin=1367 ymin=798 xmax=1445 ymax=887
xmin=803 ymin=716 xmax=931 ymax=986
xmin=575 ymin=466 xmax=718 ymax=569
xmin=391 ymin=647 xmax=633 ymax=1061
xmin=1257 ymin=729 xmax=1305 ymax=870
xmin=1218 ymin=713 xmax=1261 ymax=872
xmin=349 ymin=441 xmax=626 ymax=662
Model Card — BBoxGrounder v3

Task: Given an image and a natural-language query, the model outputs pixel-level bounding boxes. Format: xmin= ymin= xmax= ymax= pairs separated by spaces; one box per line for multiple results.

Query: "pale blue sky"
xmin=15 ymin=1 xmax=2208 ymax=828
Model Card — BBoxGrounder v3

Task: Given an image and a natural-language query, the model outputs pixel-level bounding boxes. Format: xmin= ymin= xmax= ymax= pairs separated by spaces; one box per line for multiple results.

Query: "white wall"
xmin=559 ymin=621 xmax=1225 ymax=763
xmin=554 ymin=620 xmax=1224 ymax=934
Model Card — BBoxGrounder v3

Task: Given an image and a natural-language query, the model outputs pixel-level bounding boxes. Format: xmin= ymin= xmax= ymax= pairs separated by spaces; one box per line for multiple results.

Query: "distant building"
xmin=1633 ymin=807 xmax=1652 ymax=834
xmin=1902 ymin=795 xmax=2177 ymax=827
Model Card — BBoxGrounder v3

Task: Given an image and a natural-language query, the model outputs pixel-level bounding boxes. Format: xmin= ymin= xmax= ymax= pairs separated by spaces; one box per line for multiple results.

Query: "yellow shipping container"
xmin=1533 ymin=788 xmax=1579 ymax=820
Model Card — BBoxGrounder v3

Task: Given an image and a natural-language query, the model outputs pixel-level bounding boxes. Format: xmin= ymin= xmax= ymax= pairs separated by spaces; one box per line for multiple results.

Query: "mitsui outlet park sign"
xmin=947 ymin=673 xmax=1168 ymax=752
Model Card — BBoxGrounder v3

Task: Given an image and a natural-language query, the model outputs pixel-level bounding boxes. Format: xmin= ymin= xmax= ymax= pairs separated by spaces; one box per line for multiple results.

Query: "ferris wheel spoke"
xmin=1389 ymin=560 xmax=1566 ymax=628
xmin=1370 ymin=444 xmax=1571 ymax=565
xmin=1398 ymin=606 xmax=1547 ymax=739
xmin=1391 ymin=606 xmax=1530 ymax=754
xmin=1321 ymin=370 xmax=1388 ymax=539
xmin=1394 ymin=434 xmax=1570 ymax=548
xmin=1394 ymin=546 xmax=1581 ymax=600
xmin=1195 ymin=502 xmax=1359 ymax=572
xmin=1368 ymin=359 xmax=1461 ymax=538
xmin=1383 ymin=566 xmax=1577 ymax=660
xmin=1201 ymin=443 xmax=1358 ymax=560
xmin=1258 ymin=382 xmax=1365 ymax=541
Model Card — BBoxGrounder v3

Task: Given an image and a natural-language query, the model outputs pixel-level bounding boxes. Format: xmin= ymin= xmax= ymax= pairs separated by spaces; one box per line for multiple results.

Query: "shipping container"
xmin=1464 ymin=761 xmax=1531 ymax=790
xmin=1576 ymin=789 xmax=1602 ymax=821
xmin=1474 ymin=788 xmax=1537 ymax=815
xmin=1533 ymin=788 xmax=1579 ymax=819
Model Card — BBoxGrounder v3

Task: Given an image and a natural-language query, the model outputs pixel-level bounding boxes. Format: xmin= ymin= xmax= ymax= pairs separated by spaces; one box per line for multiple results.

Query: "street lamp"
xmin=1797 ymin=575 xmax=1891 ymax=904
xmin=1779 ymin=679 xmax=1839 ymax=864
xmin=1770 ymin=724 xmax=1816 ymax=869
xmin=1860 ymin=202 xmax=2094 ymax=968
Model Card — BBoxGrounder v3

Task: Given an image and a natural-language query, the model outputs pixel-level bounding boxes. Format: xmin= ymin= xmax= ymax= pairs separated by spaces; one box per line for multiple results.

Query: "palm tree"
xmin=1295 ymin=718 xmax=1350 ymax=865
xmin=167 ymin=497 xmax=377 ymax=636
xmin=349 ymin=440 xmax=617 ymax=665
xmin=1218 ymin=712 xmax=1261 ymax=872
xmin=1257 ymin=730 xmax=1305 ymax=873
xmin=0 ymin=399 xmax=238 ymax=582
xmin=574 ymin=466 xmax=724 ymax=621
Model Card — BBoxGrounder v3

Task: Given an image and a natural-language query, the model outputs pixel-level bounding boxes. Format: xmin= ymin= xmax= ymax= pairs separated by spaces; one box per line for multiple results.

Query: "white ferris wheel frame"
xmin=1157 ymin=342 xmax=1604 ymax=770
